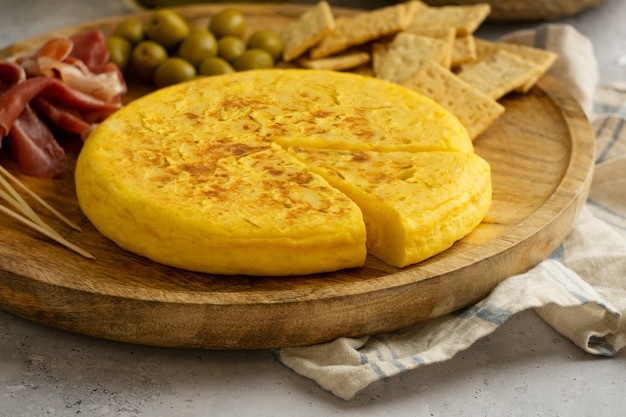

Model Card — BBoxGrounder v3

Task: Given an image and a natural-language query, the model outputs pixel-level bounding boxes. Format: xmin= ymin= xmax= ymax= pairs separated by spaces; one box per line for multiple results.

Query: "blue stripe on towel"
xmin=540 ymin=262 xmax=591 ymax=305
xmin=371 ymin=335 xmax=400 ymax=359
xmin=549 ymin=244 xmax=565 ymax=263
xmin=456 ymin=304 xmax=512 ymax=326
xmin=360 ymin=345 xmax=384 ymax=362
xmin=595 ymin=118 xmax=624 ymax=163
xmin=476 ymin=304 xmax=512 ymax=326
xmin=594 ymin=113 xmax=611 ymax=137
xmin=593 ymin=103 xmax=626 ymax=120
xmin=370 ymin=362 xmax=387 ymax=379
xmin=543 ymin=262 xmax=622 ymax=316
xmin=411 ymin=355 xmax=426 ymax=366
xmin=391 ymin=359 xmax=407 ymax=372
xmin=587 ymin=199 xmax=626 ymax=231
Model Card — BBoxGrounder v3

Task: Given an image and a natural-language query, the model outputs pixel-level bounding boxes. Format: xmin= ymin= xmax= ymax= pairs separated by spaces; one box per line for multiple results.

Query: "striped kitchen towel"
xmin=277 ymin=24 xmax=626 ymax=400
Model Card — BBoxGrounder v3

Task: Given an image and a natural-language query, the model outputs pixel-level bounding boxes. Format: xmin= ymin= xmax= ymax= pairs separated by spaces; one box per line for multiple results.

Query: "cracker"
xmin=403 ymin=27 xmax=456 ymax=69
xmin=280 ymin=0 xmax=335 ymax=62
xmin=309 ymin=2 xmax=417 ymax=59
xmin=451 ymin=34 xmax=477 ymax=68
xmin=403 ymin=60 xmax=505 ymax=140
xmin=404 ymin=0 xmax=429 ymax=17
xmin=456 ymin=49 xmax=542 ymax=100
xmin=373 ymin=32 xmax=452 ymax=84
xmin=474 ymin=38 xmax=558 ymax=92
xmin=405 ymin=26 xmax=456 ymax=41
xmin=408 ymin=3 xmax=491 ymax=36
xmin=296 ymin=50 xmax=371 ymax=71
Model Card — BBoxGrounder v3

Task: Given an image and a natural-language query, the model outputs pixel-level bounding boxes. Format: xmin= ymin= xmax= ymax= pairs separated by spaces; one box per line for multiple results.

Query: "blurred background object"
xmin=132 ymin=0 xmax=606 ymax=21
xmin=1 ymin=0 xmax=624 ymax=83
xmin=134 ymin=0 xmax=283 ymax=7
xmin=132 ymin=0 xmax=394 ymax=8
xmin=422 ymin=0 xmax=606 ymax=21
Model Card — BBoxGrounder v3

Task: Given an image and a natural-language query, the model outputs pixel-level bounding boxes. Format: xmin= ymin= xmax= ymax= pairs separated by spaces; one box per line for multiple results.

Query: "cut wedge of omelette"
xmin=75 ymin=69 xmax=492 ymax=276
xmin=288 ymin=147 xmax=491 ymax=267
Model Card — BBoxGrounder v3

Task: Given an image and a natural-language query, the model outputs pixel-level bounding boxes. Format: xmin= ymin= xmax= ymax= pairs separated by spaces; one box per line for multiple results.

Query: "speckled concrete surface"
xmin=2 ymin=309 xmax=625 ymax=416
xmin=2 ymin=0 xmax=626 ymax=415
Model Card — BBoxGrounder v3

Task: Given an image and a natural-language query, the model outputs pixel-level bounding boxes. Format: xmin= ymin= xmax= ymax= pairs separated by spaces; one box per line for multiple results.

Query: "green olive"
xmin=177 ymin=29 xmax=218 ymax=68
xmin=188 ymin=26 xmax=209 ymax=36
xmin=131 ymin=40 xmax=169 ymax=82
xmin=106 ymin=35 xmax=132 ymax=72
xmin=146 ymin=9 xmax=190 ymax=49
xmin=198 ymin=57 xmax=235 ymax=76
xmin=113 ymin=17 xmax=145 ymax=45
xmin=153 ymin=57 xmax=197 ymax=88
xmin=247 ymin=30 xmax=283 ymax=61
xmin=209 ymin=9 xmax=246 ymax=39
xmin=217 ymin=35 xmax=246 ymax=63
xmin=233 ymin=48 xmax=274 ymax=71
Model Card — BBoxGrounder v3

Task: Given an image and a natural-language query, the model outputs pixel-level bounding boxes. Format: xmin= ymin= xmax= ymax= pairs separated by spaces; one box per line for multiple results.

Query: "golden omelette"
xmin=288 ymin=147 xmax=491 ymax=267
xmin=75 ymin=69 xmax=491 ymax=275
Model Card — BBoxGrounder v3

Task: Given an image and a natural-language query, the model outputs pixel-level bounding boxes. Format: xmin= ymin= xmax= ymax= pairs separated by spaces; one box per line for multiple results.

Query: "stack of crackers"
xmin=279 ymin=1 xmax=558 ymax=140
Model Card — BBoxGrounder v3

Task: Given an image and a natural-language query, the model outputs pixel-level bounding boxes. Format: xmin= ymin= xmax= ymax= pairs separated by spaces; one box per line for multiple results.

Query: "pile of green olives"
xmin=106 ymin=8 xmax=284 ymax=88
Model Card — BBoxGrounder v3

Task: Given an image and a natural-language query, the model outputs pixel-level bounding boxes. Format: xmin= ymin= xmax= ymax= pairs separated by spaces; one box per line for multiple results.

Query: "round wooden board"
xmin=0 ymin=4 xmax=595 ymax=349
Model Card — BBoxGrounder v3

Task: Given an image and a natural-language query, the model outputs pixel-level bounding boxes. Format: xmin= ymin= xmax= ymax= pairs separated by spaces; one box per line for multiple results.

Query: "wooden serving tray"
xmin=0 ymin=4 xmax=595 ymax=349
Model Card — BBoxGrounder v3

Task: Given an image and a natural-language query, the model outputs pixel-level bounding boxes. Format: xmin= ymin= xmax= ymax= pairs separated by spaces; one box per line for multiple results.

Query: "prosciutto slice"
xmin=69 ymin=29 xmax=110 ymax=72
xmin=20 ymin=29 xmax=126 ymax=102
xmin=38 ymin=57 xmax=126 ymax=102
xmin=0 ymin=76 xmax=121 ymax=138
xmin=0 ymin=28 xmax=127 ymax=178
xmin=33 ymin=97 xmax=92 ymax=138
xmin=8 ymin=104 xmax=66 ymax=178
xmin=0 ymin=61 xmax=25 ymax=92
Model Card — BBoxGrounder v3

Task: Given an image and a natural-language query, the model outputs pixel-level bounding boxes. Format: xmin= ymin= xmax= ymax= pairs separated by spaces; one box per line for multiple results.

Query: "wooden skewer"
xmin=0 ymin=178 xmax=51 ymax=232
xmin=0 ymin=203 xmax=95 ymax=259
xmin=0 ymin=165 xmax=82 ymax=231
xmin=0 ymin=164 xmax=94 ymax=260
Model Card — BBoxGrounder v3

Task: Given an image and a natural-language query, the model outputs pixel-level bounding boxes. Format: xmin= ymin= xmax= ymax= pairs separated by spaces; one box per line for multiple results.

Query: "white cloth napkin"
xmin=277 ymin=24 xmax=626 ymax=400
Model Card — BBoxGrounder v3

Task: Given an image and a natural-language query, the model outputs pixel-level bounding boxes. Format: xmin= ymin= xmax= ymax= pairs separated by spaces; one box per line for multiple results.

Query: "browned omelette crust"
xmin=288 ymin=147 xmax=492 ymax=267
xmin=75 ymin=69 xmax=485 ymax=275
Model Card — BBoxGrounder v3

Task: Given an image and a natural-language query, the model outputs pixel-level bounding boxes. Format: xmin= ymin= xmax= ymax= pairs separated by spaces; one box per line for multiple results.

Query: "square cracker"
xmin=451 ymin=34 xmax=477 ymax=67
xmin=403 ymin=26 xmax=456 ymax=69
xmin=474 ymin=38 xmax=558 ymax=92
xmin=373 ymin=32 xmax=452 ymax=84
xmin=408 ymin=3 xmax=491 ymax=36
xmin=309 ymin=2 xmax=420 ymax=59
xmin=296 ymin=50 xmax=371 ymax=71
xmin=456 ymin=49 xmax=542 ymax=100
xmin=403 ymin=60 xmax=505 ymax=140
xmin=281 ymin=1 xmax=335 ymax=62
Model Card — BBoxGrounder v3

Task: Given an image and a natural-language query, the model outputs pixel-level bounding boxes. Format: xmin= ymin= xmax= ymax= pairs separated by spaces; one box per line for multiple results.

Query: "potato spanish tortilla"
xmin=75 ymin=68 xmax=491 ymax=275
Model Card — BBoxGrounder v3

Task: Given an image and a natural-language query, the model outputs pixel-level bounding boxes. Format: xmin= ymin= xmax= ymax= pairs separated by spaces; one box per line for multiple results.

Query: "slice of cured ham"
xmin=8 ymin=104 xmax=66 ymax=178
xmin=0 ymin=76 xmax=121 ymax=138
xmin=0 ymin=29 xmax=126 ymax=178
xmin=0 ymin=61 xmax=26 ymax=90
xmin=69 ymin=29 xmax=110 ymax=72
xmin=33 ymin=98 xmax=92 ymax=138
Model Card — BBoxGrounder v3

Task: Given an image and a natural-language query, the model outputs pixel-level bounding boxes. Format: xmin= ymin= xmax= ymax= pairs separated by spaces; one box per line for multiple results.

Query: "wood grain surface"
xmin=0 ymin=4 xmax=595 ymax=349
